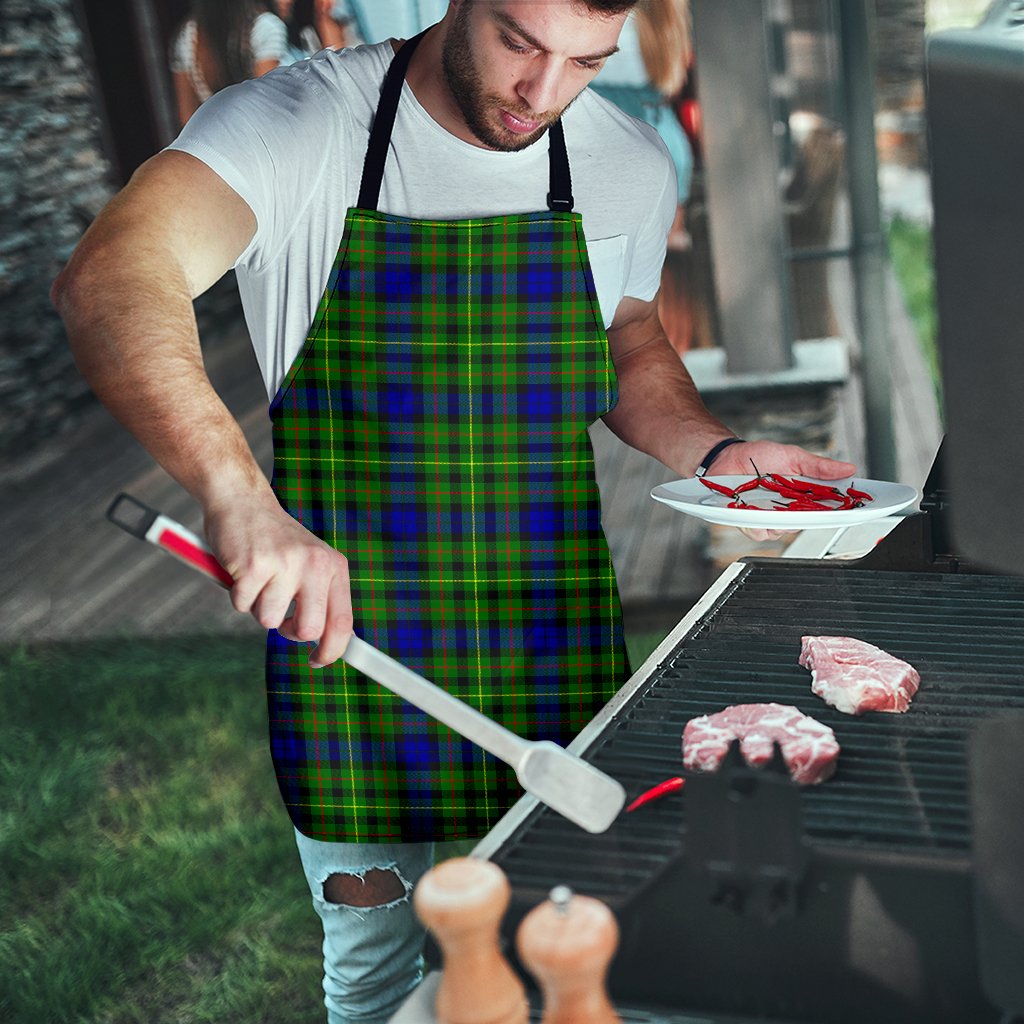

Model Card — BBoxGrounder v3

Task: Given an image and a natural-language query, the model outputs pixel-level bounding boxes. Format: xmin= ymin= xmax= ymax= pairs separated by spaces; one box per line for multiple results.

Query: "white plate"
xmin=650 ymin=476 xmax=920 ymax=530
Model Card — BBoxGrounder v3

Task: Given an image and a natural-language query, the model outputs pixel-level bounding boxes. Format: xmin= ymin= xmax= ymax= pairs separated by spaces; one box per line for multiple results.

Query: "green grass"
xmin=887 ymin=215 xmax=941 ymax=403
xmin=0 ymin=637 xmax=322 ymax=1024
xmin=1 ymin=628 xmax=669 ymax=1022
xmin=625 ymin=631 xmax=669 ymax=670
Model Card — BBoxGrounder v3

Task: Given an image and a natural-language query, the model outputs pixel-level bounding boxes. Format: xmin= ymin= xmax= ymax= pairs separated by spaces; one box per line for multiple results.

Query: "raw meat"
xmin=799 ymin=635 xmax=920 ymax=716
xmin=682 ymin=703 xmax=840 ymax=785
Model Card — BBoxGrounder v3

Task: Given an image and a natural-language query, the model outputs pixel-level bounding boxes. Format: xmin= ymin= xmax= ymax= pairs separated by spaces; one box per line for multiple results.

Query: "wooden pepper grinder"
xmin=413 ymin=856 xmax=528 ymax=1024
xmin=516 ymin=885 xmax=621 ymax=1024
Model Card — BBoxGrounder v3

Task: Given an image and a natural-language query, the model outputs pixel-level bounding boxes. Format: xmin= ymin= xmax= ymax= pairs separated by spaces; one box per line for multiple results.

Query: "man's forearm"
xmin=602 ymin=299 xmax=857 ymax=505
xmin=603 ymin=332 xmax=735 ymax=478
xmin=52 ymin=251 xmax=272 ymax=516
xmin=52 ymin=151 xmax=272 ymax=516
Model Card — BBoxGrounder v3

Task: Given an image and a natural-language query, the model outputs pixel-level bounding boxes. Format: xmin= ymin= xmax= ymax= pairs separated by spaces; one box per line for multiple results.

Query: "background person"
xmin=592 ymin=0 xmax=695 ymax=348
xmin=171 ymin=0 xmax=289 ymax=126
xmin=592 ymin=0 xmax=693 ymax=208
xmin=276 ymin=0 xmax=350 ymax=62
xmin=334 ymin=0 xmax=449 ymax=45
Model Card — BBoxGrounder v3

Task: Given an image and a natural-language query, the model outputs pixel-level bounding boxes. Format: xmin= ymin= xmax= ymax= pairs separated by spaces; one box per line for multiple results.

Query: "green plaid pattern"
xmin=266 ymin=209 xmax=629 ymax=842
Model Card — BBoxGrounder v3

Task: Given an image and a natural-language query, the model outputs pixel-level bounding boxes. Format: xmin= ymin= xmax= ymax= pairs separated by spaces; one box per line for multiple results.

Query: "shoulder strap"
xmin=546 ymin=118 xmax=574 ymax=212
xmin=357 ymin=30 xmax=428 ymax=211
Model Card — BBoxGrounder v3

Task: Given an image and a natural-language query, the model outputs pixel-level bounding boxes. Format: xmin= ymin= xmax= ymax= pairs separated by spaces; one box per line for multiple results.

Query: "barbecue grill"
xmin=469 ymin=449 xmax=1024 ymax=1023
xmin=394 ymin=7 xmax=1024 ymax=1022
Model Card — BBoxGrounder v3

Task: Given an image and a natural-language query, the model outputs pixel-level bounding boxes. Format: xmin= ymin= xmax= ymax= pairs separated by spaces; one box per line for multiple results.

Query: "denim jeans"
xmin=294 ymin=829 xmax=469 ymax=1024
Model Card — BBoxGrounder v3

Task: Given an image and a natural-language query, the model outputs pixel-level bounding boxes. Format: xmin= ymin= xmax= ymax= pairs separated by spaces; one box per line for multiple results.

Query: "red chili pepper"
xmin=734 ymin=478 xmax=762 ymax=494
xmin=762 ymin=479 xmax=826 ymax=502
xmin=773 ymin=473 xmax=847 ymax=499
xmin=699 ymin=477 xmax=738 ymax=498
xmin=768 ymin=473 xmax=813 ymax=493
xmin=780 ymin=497 xmax=835 ymax=511
xmin=774 ymin=475 xmax=847 ymax=499
xmin=713 ymin=465 xmax=871 ymax=514
xmin=758 ymin=477 xmax=798 ymax=496
xmin=625 ymin=776 xmax=685 ymax=813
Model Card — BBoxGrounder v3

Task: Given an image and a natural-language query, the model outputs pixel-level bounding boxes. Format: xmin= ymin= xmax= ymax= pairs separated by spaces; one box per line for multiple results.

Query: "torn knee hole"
xmin=323 ymin=868 xmax=406 ymax=908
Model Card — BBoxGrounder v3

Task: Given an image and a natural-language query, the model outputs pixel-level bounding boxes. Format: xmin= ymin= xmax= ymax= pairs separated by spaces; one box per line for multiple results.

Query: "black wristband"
xmin=695 ymin=437 xmax=745 ymax=478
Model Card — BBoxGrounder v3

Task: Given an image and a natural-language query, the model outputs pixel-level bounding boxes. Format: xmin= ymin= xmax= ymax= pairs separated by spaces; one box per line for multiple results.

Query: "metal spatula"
xmin=106 ymin=493 xmax=626 ymax=834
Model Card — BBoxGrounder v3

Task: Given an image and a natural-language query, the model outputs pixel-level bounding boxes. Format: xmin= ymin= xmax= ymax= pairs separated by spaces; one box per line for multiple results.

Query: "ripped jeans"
xmin=294 ymin=829 xmax=464 ymax=1024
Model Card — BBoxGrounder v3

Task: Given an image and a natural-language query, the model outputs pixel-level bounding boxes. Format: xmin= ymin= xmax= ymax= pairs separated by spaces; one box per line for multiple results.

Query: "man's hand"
xmin=707 ymin=440 xmax=857 ymax=542
xmin=709 ymin=439 xmax=855 ymax=482
xmin=203 ymin=495 xmax=353 ymax=667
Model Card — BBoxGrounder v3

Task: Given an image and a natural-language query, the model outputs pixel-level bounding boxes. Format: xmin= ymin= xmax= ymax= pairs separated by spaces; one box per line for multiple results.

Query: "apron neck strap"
xmin=357 ymin=30 xmax=426 ymax=212
xmin=546 ymin=119 xmax=573 ymax=212
xmin=357 ymin=29 xmax=574 ymax=214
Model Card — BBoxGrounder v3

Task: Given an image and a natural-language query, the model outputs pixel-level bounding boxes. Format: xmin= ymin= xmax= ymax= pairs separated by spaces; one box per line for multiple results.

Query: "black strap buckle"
xmin=546 ymin=192 xmax=574 ymax=212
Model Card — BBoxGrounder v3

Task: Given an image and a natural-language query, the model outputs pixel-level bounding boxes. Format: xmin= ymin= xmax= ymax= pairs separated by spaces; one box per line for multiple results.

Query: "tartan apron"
xmin=266 ymin=31 xmax=629 ymax=842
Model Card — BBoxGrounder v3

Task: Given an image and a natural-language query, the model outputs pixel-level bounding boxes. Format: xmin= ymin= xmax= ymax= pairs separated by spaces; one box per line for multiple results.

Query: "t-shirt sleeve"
xmin=165 ymin=65 xmax=342 ymax=272
xmin=623 ymin=133 xmax=678 ymax=302
xmin=251 ymin=12 xmax=289 ymax=63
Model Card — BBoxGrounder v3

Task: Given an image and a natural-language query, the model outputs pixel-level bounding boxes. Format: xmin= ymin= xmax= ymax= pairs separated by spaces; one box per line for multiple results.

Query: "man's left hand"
xmin=707 ymin=440 xmax=857 ymax=542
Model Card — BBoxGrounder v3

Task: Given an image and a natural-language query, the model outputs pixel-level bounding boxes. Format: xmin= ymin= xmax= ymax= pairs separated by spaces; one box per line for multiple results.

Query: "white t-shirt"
xmin=168 ymin=40 xmax=677 ymax=398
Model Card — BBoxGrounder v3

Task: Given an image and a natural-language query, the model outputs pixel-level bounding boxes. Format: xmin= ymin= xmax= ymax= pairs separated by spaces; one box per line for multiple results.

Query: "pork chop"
xmin=799 ymin=635 xmax=920 ymax=716
xmin=682 ymin=702 xmax=840 ymax=785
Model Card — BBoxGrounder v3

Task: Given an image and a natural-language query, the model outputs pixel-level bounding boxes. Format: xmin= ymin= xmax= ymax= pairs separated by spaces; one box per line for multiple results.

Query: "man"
xmin=52 ymin=1 xmax=854 ymax=1020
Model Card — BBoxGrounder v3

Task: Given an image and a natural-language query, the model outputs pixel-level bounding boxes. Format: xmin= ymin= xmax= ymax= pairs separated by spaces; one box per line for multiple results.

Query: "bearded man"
xmin=53 ymin=2 xmax=853 ymax=1020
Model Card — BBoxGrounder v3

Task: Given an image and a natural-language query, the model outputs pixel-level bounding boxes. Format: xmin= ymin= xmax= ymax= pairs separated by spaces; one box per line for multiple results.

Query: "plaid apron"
xmin=266 ymin=32 xmax=628 ymax=842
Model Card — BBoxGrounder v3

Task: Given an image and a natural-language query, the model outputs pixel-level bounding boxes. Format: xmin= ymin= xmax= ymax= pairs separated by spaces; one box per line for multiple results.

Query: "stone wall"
xmin=0 ymin=0 xmax=115 ymax=463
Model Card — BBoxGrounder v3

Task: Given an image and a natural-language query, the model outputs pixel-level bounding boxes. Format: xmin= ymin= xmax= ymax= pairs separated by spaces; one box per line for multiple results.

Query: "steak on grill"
xmin=682 ymin=702 xmax=840 ymax=785
xmin=799 ymin=635 xmax=921 ymax=716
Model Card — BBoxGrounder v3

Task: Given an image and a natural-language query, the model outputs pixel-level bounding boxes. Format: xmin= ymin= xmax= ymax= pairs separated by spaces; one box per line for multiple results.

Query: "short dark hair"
xmin=579 ymin=0 xmax=640 ymax=14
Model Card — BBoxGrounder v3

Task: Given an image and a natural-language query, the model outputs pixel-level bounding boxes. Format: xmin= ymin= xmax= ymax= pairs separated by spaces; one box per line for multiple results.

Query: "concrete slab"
xmin=684 ymin=337 xmax=849 ymax=395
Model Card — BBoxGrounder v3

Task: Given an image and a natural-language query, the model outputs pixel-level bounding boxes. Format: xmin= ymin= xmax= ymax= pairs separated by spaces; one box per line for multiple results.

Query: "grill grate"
xmin=492 ymin=563 xmax=1024 ymax=904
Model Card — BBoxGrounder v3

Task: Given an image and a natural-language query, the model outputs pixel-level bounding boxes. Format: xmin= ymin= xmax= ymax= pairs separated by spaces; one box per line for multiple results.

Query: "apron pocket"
xmin=584 ymin=234 xmax=627 ymax=330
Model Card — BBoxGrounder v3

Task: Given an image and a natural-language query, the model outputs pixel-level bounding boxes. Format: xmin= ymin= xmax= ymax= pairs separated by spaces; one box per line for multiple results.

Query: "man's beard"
xmin=441 ymin=3 xmax=559 ymax=151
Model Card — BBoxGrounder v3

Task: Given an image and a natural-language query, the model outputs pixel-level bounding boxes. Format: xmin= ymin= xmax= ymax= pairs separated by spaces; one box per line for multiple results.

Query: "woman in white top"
xmin=171 ymin=0 xmax=289 ymax=127
xmin=275 ymin=0 xmax=349 ymax=63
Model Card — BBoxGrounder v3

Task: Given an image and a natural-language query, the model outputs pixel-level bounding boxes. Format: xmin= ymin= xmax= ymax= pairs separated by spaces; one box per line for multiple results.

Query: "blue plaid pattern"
xmin=266 ymin=209 xmax=629 ymax=842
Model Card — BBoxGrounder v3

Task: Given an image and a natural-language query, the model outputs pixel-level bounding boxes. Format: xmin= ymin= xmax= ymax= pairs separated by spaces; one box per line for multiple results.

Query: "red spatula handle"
xmin=106 ymin=492 xmax=234 ymax=589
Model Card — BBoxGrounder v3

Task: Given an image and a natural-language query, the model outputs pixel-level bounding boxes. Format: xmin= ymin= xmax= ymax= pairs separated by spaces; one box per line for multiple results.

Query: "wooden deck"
xmin=0 ymin=324 xmax=271 ymax=644
xmin=2 ymin=243 xmax=941 ymax=646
